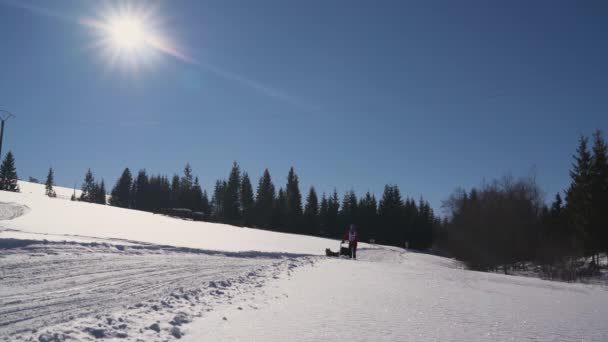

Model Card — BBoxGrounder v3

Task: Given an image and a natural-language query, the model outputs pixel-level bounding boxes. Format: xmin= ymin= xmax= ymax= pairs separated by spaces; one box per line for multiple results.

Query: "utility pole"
xmin=0 ymin=110 xmax=14 ymax=160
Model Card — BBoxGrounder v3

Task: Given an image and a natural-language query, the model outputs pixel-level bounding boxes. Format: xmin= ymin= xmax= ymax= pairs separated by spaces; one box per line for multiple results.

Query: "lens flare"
xmin=81 ymin=3 xmax=191 ymax=71
xmin=107 ymin=16 xmax=146 ymax=50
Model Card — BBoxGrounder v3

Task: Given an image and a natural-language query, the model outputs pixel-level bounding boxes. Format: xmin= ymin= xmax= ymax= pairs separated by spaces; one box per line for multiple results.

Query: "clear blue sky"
xmin=1 ymin=0 xmax=607 ymax=212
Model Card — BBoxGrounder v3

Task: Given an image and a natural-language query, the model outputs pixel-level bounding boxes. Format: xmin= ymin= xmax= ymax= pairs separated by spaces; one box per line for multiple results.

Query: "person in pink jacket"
xmin=342 ymin=224 xmax=359 ymax=259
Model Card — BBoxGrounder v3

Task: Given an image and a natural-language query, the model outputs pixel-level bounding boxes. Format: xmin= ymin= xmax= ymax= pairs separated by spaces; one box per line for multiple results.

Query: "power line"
xmin=0 ymin=109 xmax=15 ymax=160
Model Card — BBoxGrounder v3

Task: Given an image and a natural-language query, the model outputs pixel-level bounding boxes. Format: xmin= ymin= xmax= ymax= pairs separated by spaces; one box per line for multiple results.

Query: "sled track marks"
xmin=0 ymin=241 xmax=316 ymax=341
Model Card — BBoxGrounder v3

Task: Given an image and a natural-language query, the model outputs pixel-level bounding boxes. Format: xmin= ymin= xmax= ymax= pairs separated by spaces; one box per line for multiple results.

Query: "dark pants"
xmin=349 ymin=243 xmax=357 ymax=259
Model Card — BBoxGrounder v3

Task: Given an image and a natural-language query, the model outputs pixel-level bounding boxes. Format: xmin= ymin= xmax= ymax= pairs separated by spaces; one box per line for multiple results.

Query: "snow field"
xmin=185 ymin=247 xmax=608 ymax=342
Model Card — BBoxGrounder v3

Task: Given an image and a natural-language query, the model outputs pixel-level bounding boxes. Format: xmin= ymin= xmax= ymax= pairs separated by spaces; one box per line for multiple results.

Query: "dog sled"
xmin=325 ymin=241 xmax=351 ymax=258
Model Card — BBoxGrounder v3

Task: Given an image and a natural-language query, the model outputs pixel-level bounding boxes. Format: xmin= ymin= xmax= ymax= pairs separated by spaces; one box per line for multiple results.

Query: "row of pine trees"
xmin=0 ymin=149 xmax=437 ymax=250
xmin=101 ymin=162 xmax=438 ymax=249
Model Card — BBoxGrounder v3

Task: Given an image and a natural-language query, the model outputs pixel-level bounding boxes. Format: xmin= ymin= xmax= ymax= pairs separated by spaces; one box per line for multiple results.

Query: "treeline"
xmin=439 ymin=130 xmax=608 ymax=280
xmin=0 ymin=146 xmax=437 ymax=250
xmin=100 ymin=161 xmax=439 ymax=249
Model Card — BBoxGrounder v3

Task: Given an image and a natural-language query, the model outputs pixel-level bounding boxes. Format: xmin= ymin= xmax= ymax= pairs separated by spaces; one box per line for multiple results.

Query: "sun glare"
xmin=107 ymin=16 xmax=147 ymax=50
xmin=81 ymin=3 xmax=191 ymax=71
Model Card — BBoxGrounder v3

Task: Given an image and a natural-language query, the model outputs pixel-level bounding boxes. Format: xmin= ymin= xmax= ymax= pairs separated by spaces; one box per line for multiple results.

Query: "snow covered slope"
xmin=0 ymin=181 xmax=342 ymax=255
xmin=18 ymin=180 xmax=82 ymax=200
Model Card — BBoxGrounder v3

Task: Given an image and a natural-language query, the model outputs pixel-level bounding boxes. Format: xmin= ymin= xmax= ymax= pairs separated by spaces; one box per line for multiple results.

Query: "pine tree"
xmin=319 ymin=193 xmax=329 ymax=236
xmin=590 ymin=130 xmax=608 ymax=259
xmin=211 ymin=180 xmax=227 ymax=222
xmin=413 ymin=198 xmax=434 ymax=249
xmin=170 ymin=174 xmax=181 ymax=208
xmin=223 ymin=162 xmax=242 ymax=224
xmin=538 ymin=192 xmax=570 ymax=264
xmin=254 ymin=169 xmax=275 ymax=229
xmin=132 ymin=170 xmax=150 ymax=211
xmin=240 ymin=172 xmax=255 ymax=227
xmin=201 ymin=190 xmax=211 ymax=220
xmin=97 ymin=180 xmax=107 ymax=204
xmin=191 ymin=176 xmax=204 ymax=212
xmin=565 ymin=135 xmax=594 ymax=258
xmin=45 ymin=167 xmax=56 ymax=197
xmin=272 ymin=188 xmax=288 ymax=231
xmin=550 ymin=192 xmax=563 ymax=217
xmin=182 ymin=163 xmax=194 ymax=189
xmin=402 ymin=198 xmax=418 ymax=247
xmin=179 ymin=164 xmax=194 ymax=209
xmin=109 ymin=168 xmax=132 ymax=208
xmin=285 ymin=167 xmax=303 ymax=233
xmin=148 ymin=174 xmax=168 ymax=212
xmin=0 ymin=151 xmax=19 ymax=192
xmin=327 ymin=190 xmax=341 ymax=238
xmin=303 ymin=186 xmax=319 ymax=235
xmin=339 ymin=190 xmax=358 ymax=232
xmin=378 ymin=185 xmax=403 ymax=246
xmin=358 ymin=192 xmax=378 ymax=242
xmin=79 ymin=169 xmax=96 ymax=202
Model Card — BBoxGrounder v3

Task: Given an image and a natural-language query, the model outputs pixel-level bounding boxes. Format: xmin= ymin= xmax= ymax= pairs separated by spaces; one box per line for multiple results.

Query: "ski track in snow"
xmin=0 ymin=241 xmax=315 ymax=341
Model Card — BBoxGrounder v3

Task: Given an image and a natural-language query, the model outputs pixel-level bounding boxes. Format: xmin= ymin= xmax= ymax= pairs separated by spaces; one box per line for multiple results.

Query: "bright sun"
xmin=107 ymin=16 xmax=147 ymax=50
xmin=81 ymin=4 xmax=190 ymax=70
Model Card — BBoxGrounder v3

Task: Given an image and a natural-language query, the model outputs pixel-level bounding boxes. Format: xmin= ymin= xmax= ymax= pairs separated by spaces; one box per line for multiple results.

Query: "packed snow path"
xmin=0 ymin=241 xmax=311 ymax=341
xmin=186 ymin=247 xmax=608 ymax=342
